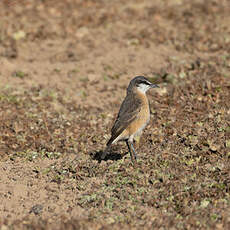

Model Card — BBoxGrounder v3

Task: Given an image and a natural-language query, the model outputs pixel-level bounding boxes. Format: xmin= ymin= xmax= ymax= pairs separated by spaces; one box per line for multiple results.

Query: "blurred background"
xmin=0 ymin=0 xmax=229 ymax=108
xmin=0 ymin=0 xmax=230 ymax=229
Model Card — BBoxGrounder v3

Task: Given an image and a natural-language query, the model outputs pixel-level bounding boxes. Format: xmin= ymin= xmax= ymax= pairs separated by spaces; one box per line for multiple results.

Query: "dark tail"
xmin=106 ymin=137 xmax=113 ymax=147
xmin=101 ymin=140 xmax=112 ymax=159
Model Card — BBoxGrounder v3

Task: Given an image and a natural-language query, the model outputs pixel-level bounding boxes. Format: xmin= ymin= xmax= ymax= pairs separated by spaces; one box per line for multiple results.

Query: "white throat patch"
xmin=137 ymin=83 xmax=151 ymax=93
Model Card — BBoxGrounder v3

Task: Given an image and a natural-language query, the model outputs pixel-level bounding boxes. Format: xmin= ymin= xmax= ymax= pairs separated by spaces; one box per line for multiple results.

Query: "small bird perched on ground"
xmin=101 ymin=76 xmax=159 ymax=164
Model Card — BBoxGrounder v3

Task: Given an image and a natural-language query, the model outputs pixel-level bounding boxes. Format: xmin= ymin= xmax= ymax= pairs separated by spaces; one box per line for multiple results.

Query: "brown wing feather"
xmin=107 ymin=93 xmax=141 ymax=146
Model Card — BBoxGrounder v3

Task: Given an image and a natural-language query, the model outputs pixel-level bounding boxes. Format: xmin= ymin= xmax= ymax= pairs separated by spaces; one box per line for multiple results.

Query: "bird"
xmin=101 ymin=76 xmax=159 ymax=163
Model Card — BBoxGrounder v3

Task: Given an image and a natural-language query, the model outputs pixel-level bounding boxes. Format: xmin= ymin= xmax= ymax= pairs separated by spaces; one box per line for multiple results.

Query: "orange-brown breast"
xmin=121 ymin=90 xmax=150 ymax=138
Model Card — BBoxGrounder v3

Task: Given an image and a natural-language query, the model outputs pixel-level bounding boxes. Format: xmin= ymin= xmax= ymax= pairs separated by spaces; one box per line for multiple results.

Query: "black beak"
xmin=150 ymin=84 xmax=159 ymax=88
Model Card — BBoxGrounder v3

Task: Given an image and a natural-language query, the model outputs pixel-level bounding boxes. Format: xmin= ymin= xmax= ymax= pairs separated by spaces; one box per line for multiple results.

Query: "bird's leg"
xmin=130 ymin=141 xmax=137 ymax=160
xmin=126 ymin=140 xmax=135 ymax=163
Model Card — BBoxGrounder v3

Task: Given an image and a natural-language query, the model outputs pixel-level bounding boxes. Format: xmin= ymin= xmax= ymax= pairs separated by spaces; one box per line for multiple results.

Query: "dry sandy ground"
xmin=0 ymin=0 xmax=230 ymax=229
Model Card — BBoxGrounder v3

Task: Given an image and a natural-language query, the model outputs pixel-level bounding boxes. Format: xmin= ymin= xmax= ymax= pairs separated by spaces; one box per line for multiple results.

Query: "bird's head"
xmin=127 ymin=76 xmax=159 ymax=93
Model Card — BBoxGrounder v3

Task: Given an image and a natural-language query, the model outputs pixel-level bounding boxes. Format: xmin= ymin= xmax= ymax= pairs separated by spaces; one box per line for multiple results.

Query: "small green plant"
xmin=12 ymin=71 xmax=26 ymax=79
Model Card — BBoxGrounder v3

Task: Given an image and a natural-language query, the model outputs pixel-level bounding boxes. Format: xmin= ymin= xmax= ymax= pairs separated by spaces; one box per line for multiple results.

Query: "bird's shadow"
xmin=91 ymin=150 xmax=125 ymax=163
